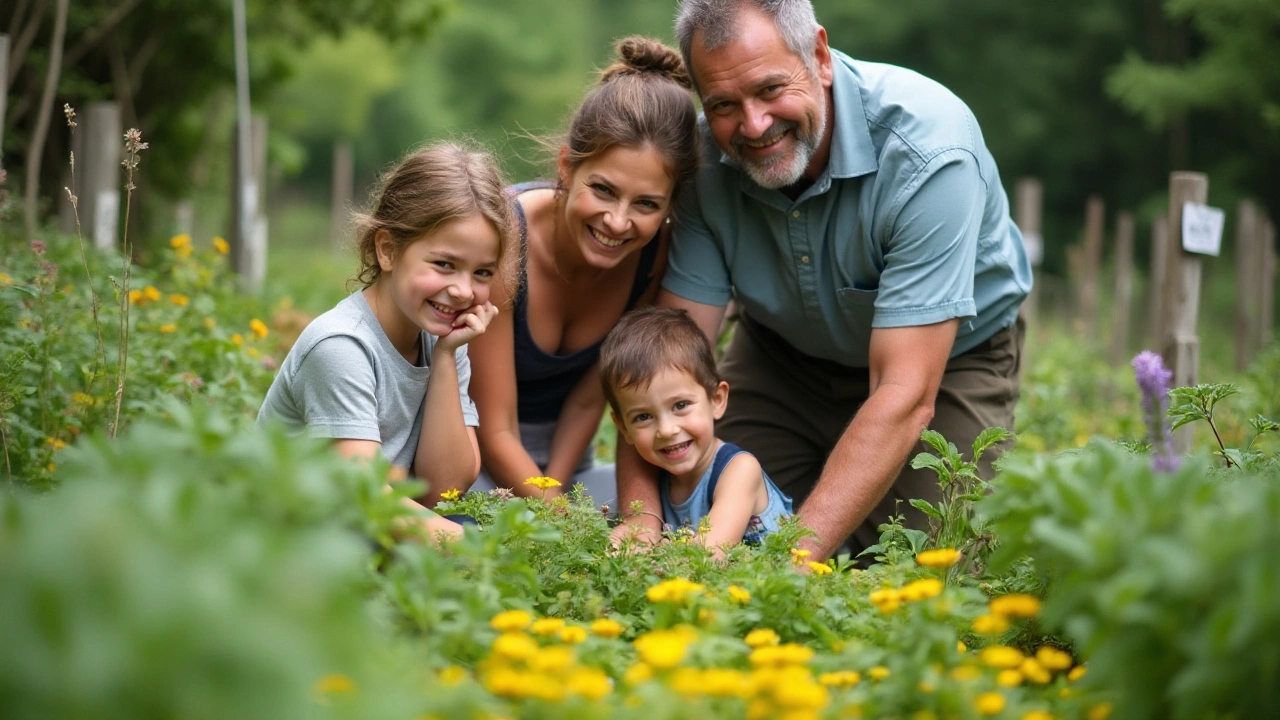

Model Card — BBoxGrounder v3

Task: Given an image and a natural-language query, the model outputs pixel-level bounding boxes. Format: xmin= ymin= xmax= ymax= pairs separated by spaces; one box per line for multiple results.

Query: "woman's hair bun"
xmin=600 ymin=36 xmax=691 ymax=89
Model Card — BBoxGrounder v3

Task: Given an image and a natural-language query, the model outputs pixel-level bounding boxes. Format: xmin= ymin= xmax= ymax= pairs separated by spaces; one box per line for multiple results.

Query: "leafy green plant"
xmin=1168 ymin=382 xmax=1279 ymax=469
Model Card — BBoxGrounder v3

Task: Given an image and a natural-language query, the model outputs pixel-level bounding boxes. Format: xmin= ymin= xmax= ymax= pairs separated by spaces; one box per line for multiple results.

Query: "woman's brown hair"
xmin=555 ymin=36 xmax=700 ymax=200
xmin=351 ymin=141 xmax=517 ymax=289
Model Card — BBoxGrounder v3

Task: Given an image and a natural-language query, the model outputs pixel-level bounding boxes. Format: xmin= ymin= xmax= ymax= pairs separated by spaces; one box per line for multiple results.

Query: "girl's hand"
xmin=435 ymin=301 xmax=499 ymax=352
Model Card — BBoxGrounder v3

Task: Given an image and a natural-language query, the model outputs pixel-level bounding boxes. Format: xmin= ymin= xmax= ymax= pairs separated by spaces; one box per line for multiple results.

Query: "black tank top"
xmin=509 ymin=181 xmax=660 ymax=422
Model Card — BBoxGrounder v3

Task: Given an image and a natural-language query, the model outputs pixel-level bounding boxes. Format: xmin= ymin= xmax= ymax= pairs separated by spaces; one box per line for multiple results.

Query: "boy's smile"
xmin=613 ymin=368 xmax=730 ymax=486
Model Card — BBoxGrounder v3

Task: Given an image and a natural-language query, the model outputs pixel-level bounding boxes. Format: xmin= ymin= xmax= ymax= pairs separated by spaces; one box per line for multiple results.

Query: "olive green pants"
xmin=717 ymin=314 xmax=1024 ymax=560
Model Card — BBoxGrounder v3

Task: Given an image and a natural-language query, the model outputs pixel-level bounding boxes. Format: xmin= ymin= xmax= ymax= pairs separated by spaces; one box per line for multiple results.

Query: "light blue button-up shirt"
xmin=664 ymin=50 xmax=1033 ymax=367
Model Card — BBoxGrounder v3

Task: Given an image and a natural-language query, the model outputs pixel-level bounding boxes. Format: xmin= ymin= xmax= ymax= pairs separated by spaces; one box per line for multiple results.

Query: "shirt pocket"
xmin=836 ymin=286 xmax=879 ymax=312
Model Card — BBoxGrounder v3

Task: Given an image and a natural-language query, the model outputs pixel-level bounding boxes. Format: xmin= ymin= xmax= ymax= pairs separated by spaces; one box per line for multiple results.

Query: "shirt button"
xmin=800 ymin=255 xmax=811 ymax=264
xmin=792 ymin=210 xmax=801 ymax=218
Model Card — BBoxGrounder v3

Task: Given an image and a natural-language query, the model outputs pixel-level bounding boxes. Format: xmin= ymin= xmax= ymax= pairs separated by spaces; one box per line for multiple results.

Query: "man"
xmin=614 ymin=0 xmax=1032 ymax=561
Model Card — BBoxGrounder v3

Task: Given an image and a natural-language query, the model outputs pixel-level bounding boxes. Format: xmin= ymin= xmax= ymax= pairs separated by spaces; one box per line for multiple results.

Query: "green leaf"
xmin=909 ymin=498 xmax=943 ymax=519
xmin=919 ymin=429 xmax=951 ymax=456
xmin=972 ymin=426 xmax=1013 ymax=460
xmin=909 ymin=452 xmax=947 ymax=477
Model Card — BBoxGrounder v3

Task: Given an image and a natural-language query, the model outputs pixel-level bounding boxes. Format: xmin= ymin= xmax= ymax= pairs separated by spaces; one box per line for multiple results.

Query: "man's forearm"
xmin=614 ymin=434 xmax=663 ymax=531
xmin=796 ymin=384 xmax=935 ymax=559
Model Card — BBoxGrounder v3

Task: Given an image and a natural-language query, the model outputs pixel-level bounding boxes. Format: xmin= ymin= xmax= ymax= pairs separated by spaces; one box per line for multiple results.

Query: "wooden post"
xmin=1110 ymin=212 xmax=1135 ymax=365
xmin=1234 ymin=200 xmax=1260 ymax=370
xmin=1160 ymin=172 xmax=1208 ymax=454
xmin=173 ymin=199 xmax=195 ymax=236
xmin=230 ymin=113 xmax=268 ymax=293
xmin=1148 ymin=216 xmax=1168 ymax=346
xmin=330 ymin=140 xmax=354 ymax=251
xmin=0 ymin=34 xmax=9 ymax=168
xmin=1079 ymin=195 xmax=1105 ymax=336
xmin=83 ymin=102 xmax=122 ymax=251
xmin=1014 ymin=178 xmax=1043 ymax=327
xmin=1261 ymin=216 xmax=1276 ymax=351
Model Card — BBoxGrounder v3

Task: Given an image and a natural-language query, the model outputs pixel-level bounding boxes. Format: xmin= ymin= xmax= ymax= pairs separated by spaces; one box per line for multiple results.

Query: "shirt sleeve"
xmin=453 ymin=345 xmax=480 ymax=427
xmin=872 ymin=149 xmax=983 ymax=328
xmin=661 ymin=186 xmax=735 ymax=307
xmin=294 ymin=336 xmax=382 ymax=441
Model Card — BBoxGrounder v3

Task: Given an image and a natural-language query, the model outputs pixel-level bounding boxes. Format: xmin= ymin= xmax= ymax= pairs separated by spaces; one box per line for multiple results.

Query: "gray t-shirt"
xmin=256 ymin=290 xmax=479 ymax=470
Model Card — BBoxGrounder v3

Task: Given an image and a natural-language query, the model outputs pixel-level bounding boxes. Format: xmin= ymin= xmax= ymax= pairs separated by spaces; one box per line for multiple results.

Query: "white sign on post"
xmin=1182 ymin=202 xmax=1225 ymax=256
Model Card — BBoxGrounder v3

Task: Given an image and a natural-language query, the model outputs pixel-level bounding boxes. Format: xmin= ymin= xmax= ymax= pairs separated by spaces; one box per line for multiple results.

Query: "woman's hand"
xmin=435 ymin=301 xmax=499 ymax=352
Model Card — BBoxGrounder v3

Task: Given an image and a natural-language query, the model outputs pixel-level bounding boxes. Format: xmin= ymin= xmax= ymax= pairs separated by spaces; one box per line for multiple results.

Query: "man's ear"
xmin=374 ymin=228 xmax=397 ymax=272
xmin=710 ymin=381 xmax=730 ymax=421
xmin=813 ymin=26 xmax=834 ymax=88
xmin=612 ymin=411 xmax=636 ymax=445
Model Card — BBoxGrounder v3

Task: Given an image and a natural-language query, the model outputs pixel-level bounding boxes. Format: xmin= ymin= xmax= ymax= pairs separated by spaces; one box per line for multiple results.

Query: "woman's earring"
xmin=664 ymin=216 xmax=672 ymax=225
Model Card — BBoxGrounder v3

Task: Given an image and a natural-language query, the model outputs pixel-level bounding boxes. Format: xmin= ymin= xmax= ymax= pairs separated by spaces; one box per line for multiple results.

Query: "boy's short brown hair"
xmin=599 ymin=307 xmax=722 ymax=417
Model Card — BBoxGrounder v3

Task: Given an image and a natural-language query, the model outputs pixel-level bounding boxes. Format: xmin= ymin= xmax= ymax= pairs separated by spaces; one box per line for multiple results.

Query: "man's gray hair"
xmin=675 ymin=0 xmax=820 ymax=83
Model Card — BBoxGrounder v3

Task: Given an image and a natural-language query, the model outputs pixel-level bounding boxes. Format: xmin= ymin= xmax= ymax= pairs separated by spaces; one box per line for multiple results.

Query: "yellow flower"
xmin=524 ymin=475 xmax=561 ymax=490
xmin=72 ymin=392 xmax=95 ymax=406
xmin=231 ymin=333 xmax=244 ymax=346
xmin=169 ymin=293 xmax=189 ymax=306
xmin=530 ymin=617 xmax=566 ymax=636
xmin=790 ymin=548 xmax=812 ymax=564
xmin=440 ymin=488 xmax=461 ymax=502
xmin=491 ymin=610 xmax=532 ymax=632
xmin=772 ymin=679 xmax=829 ymax=710
xmin=246 ymin=347 xmax=260 ymax=358
xmin=175 ymin=244 xmax=193 ymax=259
xmin=916 ymin=547 xmax=962 ymax=568
xmin=438 ymin=665 xmax=467 ymax=686
xmin=1067 ymin=666 xmax=1087 ymax=682
xmin=973 ymin=613 xmax=1012 ymax=635
xmin=47 ymin=462 xmax=56 ymax=473
xmin=1088 ymin=703 xmax=1113 ymax=720
xmin=143 ymin=286 xmax=161 ymax=302
xmin=979 ymin=646 xmax=1026 ymax=669
xmin=566 ymin=667 xmax=611 ymax=699
xmin=0 ymin=272 xmax=12 ymax=286
xmin=744 ymin=628 xmax=780 ymax=648
xmin=950 ymin=665 xmax=981 ymax=682
xmin=975 ymin=691 xmax=1006 ymax=716
xmin=128 ymin=289 xmax=145 ymax=304
xmin=728 ymin=585 xmax=752 ymax=603
xmin=203 ymin=317 xmax=216 ymax=330
xmin=899 ymin=578 xmax=944 ymax=602
xmin=749 ymin=643 xmax=814 ymax=667
xmin=558 ymin=625 xmax=588 ymax=644
xmin=623 ymin=662 xmax=653 ymax=685
xmin=997 ymin=669 xmax=1024 ymax=687
xmin=249 ymin=318 xmax=269 ymax=339
xmin=1020 ymin=658 xmax=1051 ymax=684
xmin=646 ymin=578 xmax=705 ymax=604
xmin=819 ymin=670 xmax=861 ymax=688
xmin=806 ymin=561 xmax=833 ymax=575
xmin=700 ymin=668 xmax=750 ymax=698
xmin=528 ymin=646 xmax=575 ymax=673
xmin=170 ymin=234 xmax=191 ymax=249
xmin=867 ymin=666 xmax=890 ymax=681
xmin=989 ymin=593 xmax=1041 ymax=618
xmin=314 ymin=673 xmax=355 ymax=694
xmin=1035 ymin=646 xmax=1073 ymax=671
xmin=957 ymin=640 xmax=968 ymax=653
xmin=590 ymin=618 xmax=623 ymax=638
xmin=158 ymin=323 xmax=177 ymax=334
xmin=213 ymin=236 xmax=230 ymax=254
xmin=46 ymin=437 xmax=67 ymax=451
xmin=1022 ymin=712 xmax=1055 ymax=720
xmin=491 ymin=632 xmax=539 ymax=662
xmin=869 ymin=587 xmax=901 ymax=614
xmin=633 ymin=629 xmax=691 ymax=669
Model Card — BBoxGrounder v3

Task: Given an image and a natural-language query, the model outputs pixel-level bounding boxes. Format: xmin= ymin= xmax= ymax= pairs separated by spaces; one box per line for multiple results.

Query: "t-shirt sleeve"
xmin=661 ymin=186 xmax=734 ymax=307
xmin=453 ymin=345 xmax=480 ymax=427
xmin=872 ymin=149 xmax=983 ymax=328
xmin=293 ymin=335 xmax=382 ymax=441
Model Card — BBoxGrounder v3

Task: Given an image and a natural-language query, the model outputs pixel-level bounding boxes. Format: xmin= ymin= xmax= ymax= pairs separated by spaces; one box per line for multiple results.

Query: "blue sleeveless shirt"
xmin=509 ymin=181 xmax=661 ymax=423
xmin=658 ymin=441 xmax=794 ymax=545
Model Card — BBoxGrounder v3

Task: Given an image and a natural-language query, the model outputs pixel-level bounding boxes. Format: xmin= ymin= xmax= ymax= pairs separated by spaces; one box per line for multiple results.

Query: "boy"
xmin=599 ymin=307 xmax=792 ymax=549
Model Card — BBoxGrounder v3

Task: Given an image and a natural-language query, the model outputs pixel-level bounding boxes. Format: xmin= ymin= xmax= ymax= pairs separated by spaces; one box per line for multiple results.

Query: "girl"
xmin=467 ymin=37 xmax=700 ymax=504
xmin=258 ymin=142 xmax=516 ymax=540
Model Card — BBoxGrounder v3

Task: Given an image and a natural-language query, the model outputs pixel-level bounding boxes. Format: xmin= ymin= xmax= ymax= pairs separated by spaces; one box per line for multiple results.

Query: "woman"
xmin=467 ymin=36 xmax=700 ymax=504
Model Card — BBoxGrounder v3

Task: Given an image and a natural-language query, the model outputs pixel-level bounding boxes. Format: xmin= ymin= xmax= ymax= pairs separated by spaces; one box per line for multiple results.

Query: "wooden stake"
xmin=1260 ymin=216 xmax=1276 ymax=351
xmin=1233 ymin=200 xmax=1260 ymax=371
xmin=1148 ymin=216 xmax=1168 ymax=347
xmin=1110 ymin=212 xmax=1135 ymax=365
xmin=1161 ymin=172 xmax=1208 ymax=454
xmin=0 ymin=34 xmax=9 ymax=169
xmin=330 ymin=140 xmax=354 ymax=252
xmin=83 ymin=102 xmax=122 ymax=251
xmin=1014 ymin=178 xmax=1043 ymax=328
xmin=230 ymin=114 xmax=268 ymax=293
xmin=1079 ymin=195 xmax=1105 ymax=336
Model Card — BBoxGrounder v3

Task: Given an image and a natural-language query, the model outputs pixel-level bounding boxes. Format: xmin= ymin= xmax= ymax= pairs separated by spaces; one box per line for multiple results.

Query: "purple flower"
xmin=31 ymin=240 xmax=46 ymax=255
xmin=1131 ymin=351 xmax=1179 ymax=472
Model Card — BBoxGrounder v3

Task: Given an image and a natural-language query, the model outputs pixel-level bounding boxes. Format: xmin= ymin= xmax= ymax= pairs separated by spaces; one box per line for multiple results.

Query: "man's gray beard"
xmin=737 ymin=102 xmax=827 ymax=190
